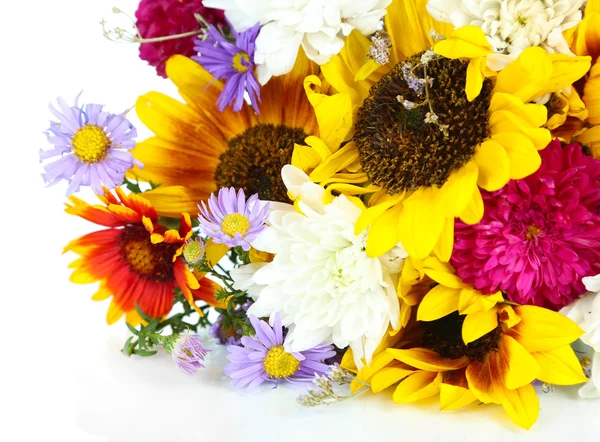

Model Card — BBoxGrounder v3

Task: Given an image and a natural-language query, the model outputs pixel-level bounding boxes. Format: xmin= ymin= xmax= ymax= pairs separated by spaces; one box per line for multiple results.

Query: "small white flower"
xmin=203 ymin=0 xmax=391 ymax=84
xmin=560 ymin=274 xmax=600 ymax=398
xmin=427 ymin=0 xmax=584 ymax=70
xmin=232 ymin=165 xmax=407 ymax=368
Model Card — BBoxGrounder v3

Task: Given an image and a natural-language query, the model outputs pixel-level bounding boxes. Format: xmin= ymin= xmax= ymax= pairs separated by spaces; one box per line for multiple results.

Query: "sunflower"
xmin=129 ymin=50 xmax=319 ymax=218
xmin=342 ymin=284 xmax=588 ymax=429
xmin=299 ymin=0 xmax=591 ymax=261
xmin=64 ymin=188 xmax=222 ymax=325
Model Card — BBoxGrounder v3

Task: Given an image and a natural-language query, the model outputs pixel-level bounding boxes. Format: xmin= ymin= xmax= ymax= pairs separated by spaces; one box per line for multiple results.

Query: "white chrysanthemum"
xmin=203 ymin=0 xmax=391 ymax=84
xmin=427 ymin=0 xmax=584 ymax=69
xmin=231 ymin=166 xmax=406 ymax=368
xmin=560 ymin=275 xmax=600 ymax=398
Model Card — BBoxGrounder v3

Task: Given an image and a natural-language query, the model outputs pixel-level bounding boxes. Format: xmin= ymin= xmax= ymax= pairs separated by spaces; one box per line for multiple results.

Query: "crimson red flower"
xmin=135 ymin=0 xmax=226 ymax=77
xmin=451 ymin=140 xmax=600 ymax=310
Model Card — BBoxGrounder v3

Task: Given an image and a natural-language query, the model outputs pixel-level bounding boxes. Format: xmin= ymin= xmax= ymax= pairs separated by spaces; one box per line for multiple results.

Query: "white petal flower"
xmin=427 ymin=0 xmax=584 ymax=69
xmin=232 ymin=166 xmax=407 ymax=368
xmin=204 ymin=0 xmax=391 ymax=84
xmin=560 ymin=275 xmax=600 ymax=398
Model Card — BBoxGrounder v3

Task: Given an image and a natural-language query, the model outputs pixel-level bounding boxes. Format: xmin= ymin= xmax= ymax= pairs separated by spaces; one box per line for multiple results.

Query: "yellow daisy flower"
xmin=342 ymin=300 xmax=587 ymax=430
xmin=305 ymin=0 xmax=591 ymax=261
xmin=129 ymin=51 xmax=319 ymax=218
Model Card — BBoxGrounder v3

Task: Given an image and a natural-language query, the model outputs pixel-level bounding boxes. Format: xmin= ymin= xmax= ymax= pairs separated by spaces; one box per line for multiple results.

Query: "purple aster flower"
xmin=164 ymin=333 xmax=210 ymax=376
xmin=192 ymin=22 xmax=261 ymax=113
xmin=40 ymin=94 xmax=142 ymax=195
xmin=224 ymin=314 xmax=336 ymax=390
xmin=198 ymin=187 xmax=269 ymax=251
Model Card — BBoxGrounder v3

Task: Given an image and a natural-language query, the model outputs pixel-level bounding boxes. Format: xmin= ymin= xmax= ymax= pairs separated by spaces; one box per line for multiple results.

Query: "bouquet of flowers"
xmin=41 ymin=0 xmax=600 ymax=431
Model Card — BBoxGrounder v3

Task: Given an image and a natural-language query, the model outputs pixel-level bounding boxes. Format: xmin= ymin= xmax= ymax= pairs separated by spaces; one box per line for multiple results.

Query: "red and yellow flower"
xmin=64 ymin=188 xmax=219 ymax=325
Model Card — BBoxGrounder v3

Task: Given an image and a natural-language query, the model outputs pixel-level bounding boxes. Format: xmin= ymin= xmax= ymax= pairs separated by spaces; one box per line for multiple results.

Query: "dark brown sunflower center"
xmin=355 ymin=51 xmax=493 ymax=193
xmin=119 ymin=224 xmax=178 ymax=282
xmin=420 ymin=312 xmax=501 ymax=362
xmin=214 ymin=124 xmax=309 ymax=202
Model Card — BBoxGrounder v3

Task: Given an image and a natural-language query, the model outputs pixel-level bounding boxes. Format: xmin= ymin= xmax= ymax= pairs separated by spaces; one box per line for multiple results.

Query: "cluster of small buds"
xmin=581 ymin=356 xmax=592 ymax=378
xmin=420 ymin=49 xmax=438 ymax=65
xmin=296 ymin=365 xmax=368 ymax=407
xmin=429 ymin=29 xmax=446 ymax=42
xmin=401 ymin=63 xmax=429 ymax=96
xmin=397 ymin=94 xmax=418 ymax=110
xmin=367 ymin=30 xmax=392 ymax=64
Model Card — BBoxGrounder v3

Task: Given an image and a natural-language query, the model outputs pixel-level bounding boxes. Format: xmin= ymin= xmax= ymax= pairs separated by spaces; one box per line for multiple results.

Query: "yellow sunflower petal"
xmin=422 ymin=257 xmax=465 ymax=289
xmin=466 ymin=357 xmax=498 ymax=404
xmin=489 ymin=110 xmax=552 ymax=150
xmin=310 ymin=142 xmax=359 ymax=183
xmin=491 ymin=132 xmax=541 ymax=180
xmin=439 ymin=383 xmax=478 ymax=411
xmin=355 ymin=196 xmax=403 ymax=235
xmin=502 ymin=335 xmax=540 ymax=390
xmin=532 ymin=345 xmax=589 ymax=386
xmin=137 ymin=186 xmax=210 ymax=218
xmin=510 ymin=305 xmax=584 ymax=353
xmin=292 ymin=143 xmax=322 ymax=173
xmin=458 ymin=288 xmax=504 ymax=315
xmin=462 ymin=308 xmax=499 ymax=345
xmin=397 ymin=188 xmax=446 ymax=260
xmin=466 ymin=57 xmax=486 ymax=101
xmin=495 ymin=384 xmax=540 ymax=430
xmin=536 ymin=54 xmax=592 ymax=98
xmin=436 ymin=160 xmax=479 ymax=216
xmin=417 ymin=285 xmax=461 ymax=322
xmin=474 ymin=139 xmax=511 ymax=191
xmin=494 ymin=47 xmax=553 ymax=102
xmin=393 ymin=371 xmax=442 ymax=404
xmin=458 ymin=185 xmax=484 ymax=225
xmin=434 ymin=25 xmax=493 ymax=59
xmin=365 ymin=204 xmax=404 ymax=258
xmin=370 ymin=366 xmax=415 ymax=394
xmin=434 ymin=217 xmax=454 ymax=262
xmin=489 ymin=93 xmax=548 ymax=127
xmin=387 ymin=348 xmax=470 ymax=372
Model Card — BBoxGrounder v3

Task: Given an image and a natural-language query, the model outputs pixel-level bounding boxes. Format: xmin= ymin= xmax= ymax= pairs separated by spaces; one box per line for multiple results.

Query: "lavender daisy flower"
xmin=224 ymin=314 xmax=336 ymax=390
xmin=40 ymin=94 xmax=142 ymax=195
xmin=193 ymin=22 xmax=261 ymax=113
xmin=198 ymin=187 xmax=269 ymax=251
xmin=164 ymin=333 xmax=210 ymax=376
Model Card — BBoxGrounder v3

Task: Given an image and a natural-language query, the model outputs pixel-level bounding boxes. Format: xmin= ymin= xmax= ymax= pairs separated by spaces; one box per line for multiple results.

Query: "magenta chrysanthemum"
xmin=135 ymin=0 xmax=226 ymax=78
xmin=451 ymin=140 xmax=600 ymax=310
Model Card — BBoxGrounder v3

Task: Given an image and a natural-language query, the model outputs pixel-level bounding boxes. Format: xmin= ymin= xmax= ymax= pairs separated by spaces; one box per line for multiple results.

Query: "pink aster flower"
xmin=451 ymin=140 xmax=600 ymax=310
xmin=135 ymin=0 xmax=226 ymax=77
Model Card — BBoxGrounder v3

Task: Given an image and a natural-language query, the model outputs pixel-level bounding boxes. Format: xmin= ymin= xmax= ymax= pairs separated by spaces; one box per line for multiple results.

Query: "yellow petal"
xmin=466 ymin=357 xmax=498 ymax=404
xmin=387 ymin=348 xmax=469 ymax=372
xmin=434 ymin=217 xmax=454 ymax=263
xmin=422 ymin=257 xmax=465 ymax=289
xmin=355 ymin=59 xmax=382 ymax=81
xmin=434 ymin=25 xmax=493 ymax=59
xmin=106 ymin=300 xmax=124 ymax=325
xmin=365 ymin=203 xmax=403 ymax=258
xmin=494 ymin=47 xmax=553 ymax=102
xmin=139 ymin=185 xmax=212 ymax=218
xmin=292 ymin=143 xmax=322 ymax=173
xmin=393 ymin=371 xmax=442 ymax=404
xmin=436 ymin=161 xmax=479 ymax=216
xmin=466 ymin=57 xmax=486 ymax=101
xmin=502 ymin=335 xmax=540 ymax=390
xmin=489 ymin=93 xmax=548 ymax=127
xmin=537 ymin=54 xmax=592 ymax=98
xmin=511 ymin=305 xmax=584 ymax=353
xmin=303 ymin=75 xmax=353 ymax=150
xmin=370 ymin=366 xmax=415 ymax=394
xmin=397 ymin=188 xmax=446 ymax=260
xmin=462 ymin=308 xmax=499 ymax=345
xmin=491 ymin=132 xmax=541 ymax=180
xmin=92 ymin=284 xmax=112 ymax=301
xmin=204 ymin=239 xmax=230 ymax=267
xmin=417 ymin=284 xmax=461 ymax=322
xmin=356 ymin=196 xmax=404 ymax=235
xmin=310 ymin=142 xmax=359 ymax=182
xmin=439 ymin=383 xmax=478 ymax=411
xmin=458 ymin=288 xmax=504 ymax=315
xmin=532 ymin=345 xmax=589 ymax=386
xmin=495 ymin=384 xmax=540 ymax=430
xmin=458 ymin=185 xmax=484 ymax=225
xmin=489 ymin=110 xmax=552 ymax=151
xmin=474 ymin=139 xmax=511 ymax=191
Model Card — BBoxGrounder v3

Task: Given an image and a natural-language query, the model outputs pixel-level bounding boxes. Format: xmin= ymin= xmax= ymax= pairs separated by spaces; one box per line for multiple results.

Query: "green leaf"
xmin=135 ymin=303 xmax=154 ymax=323
xmin=122 ymin=337 xmax=135 ymax=357
xmin=126 ymin=322 xmax=139 ymax=336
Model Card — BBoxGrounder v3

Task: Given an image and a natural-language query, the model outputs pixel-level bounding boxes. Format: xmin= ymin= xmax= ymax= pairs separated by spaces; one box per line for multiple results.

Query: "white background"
xmin=2 ymin=1 xmax=599 ymax=441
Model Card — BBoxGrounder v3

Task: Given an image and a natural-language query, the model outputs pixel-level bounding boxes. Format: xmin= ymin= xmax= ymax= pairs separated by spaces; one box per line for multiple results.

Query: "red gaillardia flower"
xmin=64 ymin=188 xmax=215 ymax=325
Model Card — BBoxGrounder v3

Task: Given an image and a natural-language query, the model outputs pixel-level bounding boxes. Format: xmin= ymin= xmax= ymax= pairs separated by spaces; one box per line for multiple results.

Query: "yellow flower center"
xmin=221 ymin=213 xmax=250 ymax=237
xmin=232 ymin=52 xmax=250 ymax=73
xmin=263 ymin=346 xmax=300 ymax=378
xmin=183 ymin=241 xmax=205 ymax=264
xmin=72 ymin=124 xmax=110 ymax=163
xmin=526 ymin=225 xmax=541 ymax=240
xmin=122 ymin=239 xmax=157 ymax=276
